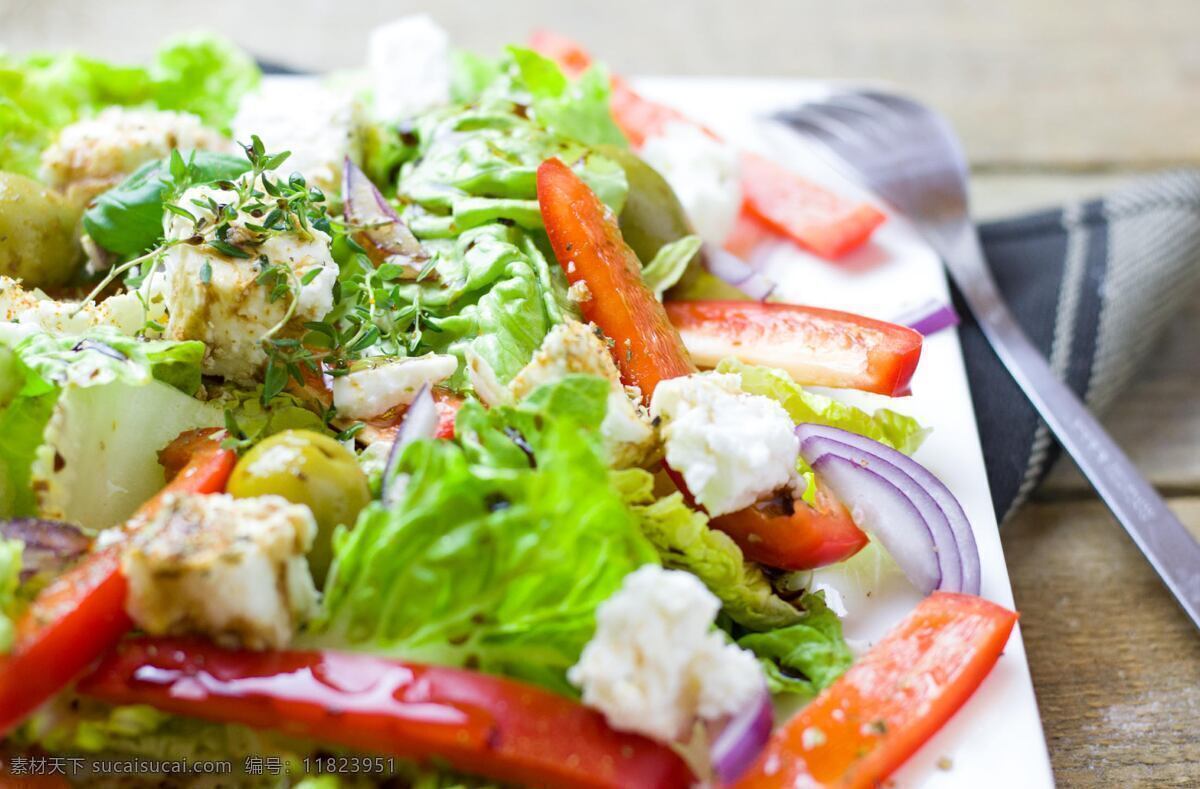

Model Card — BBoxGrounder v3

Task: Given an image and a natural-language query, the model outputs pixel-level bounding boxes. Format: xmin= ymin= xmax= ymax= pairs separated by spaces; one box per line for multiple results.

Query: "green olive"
xmin=227 ymin=429 xmax=370 ymax=585
xmin=0 ymin=172 xmax=83 ymax=287
xmin=598 ymin=145 xmax=697 ymax=267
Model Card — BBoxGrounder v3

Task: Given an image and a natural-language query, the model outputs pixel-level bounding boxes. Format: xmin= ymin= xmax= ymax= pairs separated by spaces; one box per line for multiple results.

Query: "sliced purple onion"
xmin=811 ymin=454 xmax=941 ymax=594
xmin=380 ymin=385 xmax=439 ymax=506
xmin=895 ymin=300 xmax=960 ymax=336
xmin=708 ymin=686 xmax=773 ymax=784
xmin=796 ymin=424 xmax=980 ymax=595
xmin=801 ymin=434 xmax=961 ymax=592
xmin=702 ymin=245 xmax=777 ymax=301
xmin=342 ymin=157 xmax=427 ymax=275
xmin=0 ymin=518 xmax=91 ymax=581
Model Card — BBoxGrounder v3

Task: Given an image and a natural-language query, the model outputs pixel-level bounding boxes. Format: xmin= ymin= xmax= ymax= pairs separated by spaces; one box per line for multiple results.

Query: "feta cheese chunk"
xmin=650 ymin=372 xmax=801 ymax=516
xmin=157 ymin=182 xmax=338 ymax=382
xmin=40 ymin=107 xmax=230 ymax=208
xmin=368 ymin=15 xmax=452 ymax=121
xmin=569 ymin=565 xmax=764 ymax=742
xmin=639 ymin=122 xmax=742 ymax=246
xmin=510 ymin=321 xmax=657 ymax=468
xmin=232 ymin=79 xmax=363 ymax=196
xmin=332 ymin=353 xmax=458 ymax=420
xmin=121 ymin=493 xmax=319 ymax=649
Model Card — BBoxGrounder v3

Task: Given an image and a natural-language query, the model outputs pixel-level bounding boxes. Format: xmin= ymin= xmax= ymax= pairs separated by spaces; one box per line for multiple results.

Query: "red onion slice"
xmin=895 ymin=299 xmax=960 ymax=337
xmin=800 ymin=435 xmax=962 ymax=592
xmin=708 ymin=686 xmax=774 ymax=785
xmin=342 ymin=157 xmax=427 ymax=274
xmin=810 ymin=453 xmax=941 ymax=594
xmin=796 ymin=424 xmax=980 ymax=595
xmin=380 ymin=385 xmax=439 ymax=506
xmin=702 ymin=245 xmax=777 ymax=301
xmin=0 ymin=518 xmax=91 ymax=581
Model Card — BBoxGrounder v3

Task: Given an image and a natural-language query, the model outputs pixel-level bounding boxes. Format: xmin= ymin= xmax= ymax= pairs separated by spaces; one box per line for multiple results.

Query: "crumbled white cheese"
xmin=40 ymin=107 xmax=231 ymax=208
xmin=639 ymin=122 xmax=742 ymax=246
xmin=368 ymin=15 xmax=452 ymax=121
xmin=156 ymin=182 xmax=338 ymax=383
xmin=650 ymin=371 xmax=801 ymax=516
xmin=0 ymin=276 xmax=158 ymax=336
xmin=121 ymin=493 xmax=319 ymax=650
xmin=331 ymin=353 xmax=458 ymax=420
xmin=569 ymin=565 xmax=765 ymax=743
xmin=232 ymin=78 xmax=364 ymax=196
xmin=509 ymin=321 xmax=657 ymax=468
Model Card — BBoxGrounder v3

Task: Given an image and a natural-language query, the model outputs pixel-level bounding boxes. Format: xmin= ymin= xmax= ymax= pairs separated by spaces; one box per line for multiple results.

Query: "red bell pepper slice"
xmin=735 ymin=593 xmax=1019 ymax=789
xmin=529 ymin=31 xmax=885 ymax=258
xmin=665 ymin=300 xmax=923 ymax=397
xmin=0 ymin=431 xmax=236 ymax=737
xmin=537 ymin=157 xmax=696 ymax=401
xmin=77 ymin=637 xmax=694 ymax=789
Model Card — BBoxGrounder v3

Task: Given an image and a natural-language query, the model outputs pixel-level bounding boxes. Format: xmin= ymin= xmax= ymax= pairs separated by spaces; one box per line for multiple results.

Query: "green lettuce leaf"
xmin=147 ymin=35 xmax=260 ymax=131
xmin=0 ymin=35 xmax=257 ymax=177
xmin=718 ymin=358 xmax=929 ymax=454
xmin=641 ymin=234 xmax=702 ymax=298
xmin=312 ymin=376 xmax=657 ymax=695
xmin=507 ymin=47 xmax=627 ymax=148
xmin=11 ymin=326 xmax=206 ymax=395
xmin=612 ymin=467 xmax=804 ymax=631
xmin=449 ymin=50 xmax=502 ymax=105
xmin=736 ymin=591 xmax=854 ymax=698
xmin=0 ymin=327 xmax=220 ymax=527
xmin=0 ymin=537 xmax=21 ymax=653
xmin=83 ymin=150 xmax=250 ymax=256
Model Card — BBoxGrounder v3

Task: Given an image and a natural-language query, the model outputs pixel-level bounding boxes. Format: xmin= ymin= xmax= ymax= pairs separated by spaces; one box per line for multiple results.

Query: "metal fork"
xmin=776 ymin=90 xmax=1200 ymax=629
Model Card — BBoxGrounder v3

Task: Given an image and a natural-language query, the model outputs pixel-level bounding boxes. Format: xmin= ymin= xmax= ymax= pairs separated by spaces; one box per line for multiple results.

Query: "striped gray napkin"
xmin=968 ymin=170 xmax=1200 ymax=520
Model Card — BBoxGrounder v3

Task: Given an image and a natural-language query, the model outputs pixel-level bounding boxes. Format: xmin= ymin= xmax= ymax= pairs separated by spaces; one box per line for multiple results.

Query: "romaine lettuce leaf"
xmin=312 ymin=376 xmax=657 ymax=695
xmin=12 ymin=326 xmax=206 ymax=395
xmin=507 ymin=47 xmax=627 ymax=148
xmin=718 ymin=358 xmax=929 ymax=454
xmin=146 ymin=35 xmax=260 ymax=132
xmin=83 ymin=150 xmax=250 ymax=256
xmin=612 ymin=467 xmax=804 ymax=631
xmin=0 ymin=328 xmax=219 ymax=527
xmin=0 ymin=537 xmax=21 ymax=653
xmin=736 ymin=591 xmax=853 ymax=698
xmin=0 ymin=35 xmax=257 ymax=177
xmin=641 ymin=235 xmax=702 ymax=298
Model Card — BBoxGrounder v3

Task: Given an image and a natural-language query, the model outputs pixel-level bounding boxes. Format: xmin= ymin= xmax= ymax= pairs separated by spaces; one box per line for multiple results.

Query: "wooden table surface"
xmin=3 ymin=0 xmax=1198 ymax=785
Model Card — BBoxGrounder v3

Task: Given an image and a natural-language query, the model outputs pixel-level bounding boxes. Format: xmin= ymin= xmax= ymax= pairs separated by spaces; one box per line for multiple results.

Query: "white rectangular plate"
xmin=635 ymin=77 xmax=1054 ymax=788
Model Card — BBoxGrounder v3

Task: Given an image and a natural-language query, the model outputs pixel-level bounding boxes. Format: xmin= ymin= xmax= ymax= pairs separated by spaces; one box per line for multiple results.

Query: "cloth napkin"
xmin=967 ymin=170 xmax=1200 ymax=520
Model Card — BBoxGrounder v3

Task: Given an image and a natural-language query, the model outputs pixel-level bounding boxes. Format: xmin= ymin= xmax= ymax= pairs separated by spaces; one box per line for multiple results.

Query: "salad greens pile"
xmin=0 ymin=21 xmax=954 ymax=787
xmin=0 ymin=35 xmax=258 ymax=177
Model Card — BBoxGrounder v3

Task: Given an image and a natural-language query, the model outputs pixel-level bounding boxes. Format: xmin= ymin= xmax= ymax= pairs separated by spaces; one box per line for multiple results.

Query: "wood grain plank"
xmin=1003 ymin=497 xmax=1200 ymax=786
xmin=2 ymin=0 xmax=1199 ymax=167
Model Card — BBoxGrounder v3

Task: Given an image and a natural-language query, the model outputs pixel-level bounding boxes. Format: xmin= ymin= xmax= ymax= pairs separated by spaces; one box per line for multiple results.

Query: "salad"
xmin=0 ymin=16 xmax=1016 ymax=788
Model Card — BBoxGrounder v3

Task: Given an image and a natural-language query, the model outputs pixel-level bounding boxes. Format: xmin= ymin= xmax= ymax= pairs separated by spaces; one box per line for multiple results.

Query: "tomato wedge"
xmin=665 ymin=300 xmax=923 ymax=397
xmin=710 ymin=484 xmax=868 ymax=570
xmin=529 ymin=32 xmax=885 ymax=258
xmin=537 ymin=157 xmax=696 ymax=401
xmin=364 ymin=386 xmax=463 ymax=442
xmin=0 ymin=432 xmax=236 ymax=737
xmin=735 ymin=593 xmax=1019 ymax=789
xmin=78 ymin=637 xmax=694 ymax=789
